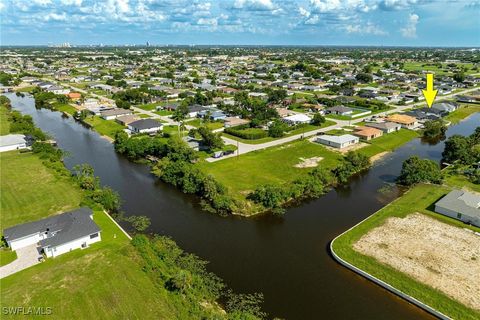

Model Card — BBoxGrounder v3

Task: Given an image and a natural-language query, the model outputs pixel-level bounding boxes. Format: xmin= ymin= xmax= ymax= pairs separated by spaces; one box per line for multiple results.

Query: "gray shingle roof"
xmin=435 ymin=190 xmax=480 ymax=219
xmin=129 ymin=119 xmax=163 ymax=130
xmin=3 ymin=207 xmax=101 ymax=248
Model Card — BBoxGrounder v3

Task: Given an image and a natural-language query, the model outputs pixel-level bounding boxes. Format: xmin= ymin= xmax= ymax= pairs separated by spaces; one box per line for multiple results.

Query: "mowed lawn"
xmin=0 ymin=151 xmax=177 ymax=319
xmin=83 ymin=116 xmax=125 ymax=139
xmin=199 ymin=139 xmax=342 ymax=197
xmin=332 ymin=183 xmax=480 ymax=320
xmin=444 ymin=104 xmax=480 ymax=124
xmin=0 ymin=105 xmax=10 ymax=135
xmin=357 ymin=129 xmax=419 ymax=158
xmin=0 ymin=151 xmax=84 ymax=229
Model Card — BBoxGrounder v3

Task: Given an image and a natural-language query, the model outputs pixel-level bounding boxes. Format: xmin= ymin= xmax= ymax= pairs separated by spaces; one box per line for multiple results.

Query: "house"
xmin=365 ymin=122 xmax=401 ymax=133
xmin=3 ymin=207 xmax=101 ymax=257
xmin=316 ymin=134 xmax=359 ymax=149
xmin=0 ymin=134 xmax=28 ymax=152
xmin=46 ymin=85 xmax=70 ymax=95
xmin=187 ymin=105 xmax=206 ymax=118
xmin=100 ymin=108 xmax=133 ymax=120
xmin=434 ymin=190 xmax=480 ymax=227
xmin=224 ymin=117 xmax=250 ymax=128
xmin=386 ymin=114 xmax=418 ymax=129
xmin=327 ymin=105 xmax=353 ymax=116
xmin=431 ymin=102 xmax=458 ymax=114
xmin=128 ymin=119 xmax=163 ymax=134
xmin=67 ymin=92 xmax=82 ymax=100
xmin=116 ymin=114 xmax=140 ymax=126
xmin=282 ymin=114 xmax=312 ymax=125
xmin=354 ymin=127 xmax=383 ymax=141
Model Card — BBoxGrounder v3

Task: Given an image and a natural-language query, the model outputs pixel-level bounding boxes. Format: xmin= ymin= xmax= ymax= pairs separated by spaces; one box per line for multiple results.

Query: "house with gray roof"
xmin=365 ymin=122 xmax=401 ymax=133
xmin=434 ymin=190 xmax=480 ymax=227
xmin=3 ymin=207 xmax=101 ymax=257
xmin=0 ymin=134 xmax=28 ymax=153
xmin=316 ymin=134 xmax=359 ymax=149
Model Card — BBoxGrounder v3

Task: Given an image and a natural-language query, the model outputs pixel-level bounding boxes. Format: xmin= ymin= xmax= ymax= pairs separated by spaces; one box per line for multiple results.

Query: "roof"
xmin=283 ymin=114 xmax=312 ymax=122
xmin=0 ymin=134 xmax=26 ymax=147
xmin=3 ymin=207 xmax=101 ymax=247
xmin=116 ymin=114 xmax=140 ymax=125
xmin=365 ymin=122 xmax=401 ymax=130
xmin=224 ymin=117 xmax=249 ymax=126
xmin=318 ymin=134 xmax=359 ymax=144
xmin=329 ymin=105 xmax=353 ymax=113
xmin=387 ymin=114 xmax=417 ymax=124
xmin=354 ymin=127 xmax=382 ymax=137
xmin=435 ymin=190 xmax=480 ymax=219
xmin=129 ymin=119 xmax=163 ymax=130
xmin=101 ymin=108 xmax=133 ymax=117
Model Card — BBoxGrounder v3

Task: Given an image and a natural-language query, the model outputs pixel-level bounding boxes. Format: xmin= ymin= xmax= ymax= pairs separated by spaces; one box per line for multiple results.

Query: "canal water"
xmin=7 ymin=93 xmax=479 ymax=319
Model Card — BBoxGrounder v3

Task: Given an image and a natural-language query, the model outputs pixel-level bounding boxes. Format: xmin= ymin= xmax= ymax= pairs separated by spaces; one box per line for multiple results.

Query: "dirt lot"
xmin=294 ymin=156 xmax=323 ymax=168
xmin=353 ymin=213 xmax=480 ymax=311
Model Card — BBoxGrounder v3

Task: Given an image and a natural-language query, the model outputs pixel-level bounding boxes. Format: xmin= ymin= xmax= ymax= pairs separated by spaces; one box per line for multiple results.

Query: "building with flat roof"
xmin=0 ymin=134 xmax=28 ymax=153
xmin=435 ymin=190 xmax=480 ymax=227
xmin=316 ymin=134 xmax=359 ymax=149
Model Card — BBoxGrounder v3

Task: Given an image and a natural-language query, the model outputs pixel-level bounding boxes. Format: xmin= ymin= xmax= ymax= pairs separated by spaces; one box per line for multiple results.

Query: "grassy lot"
xmin=199 ymin=139 xmax=342 ymax=199
xmin=332 ymin=183 xmax=480 ymax=320
xmin=403 ymin=62 xmax=477 ymax=75
xmin=0 ymin=151 xmax=84 ymax=229
xmin=0 ymin=105 xmax=10 ymax=135
xmin=358 ymin=129 xmax=419 ymax=158
xmin=15 ymin=86 xmax=36 ymax=93
xmin=0 ymin=248 xmax=17 ymax=267
xmin=136 ymin=103 xmax=158 ymax=111
xmin=52 ymin=102 xmax=77 ymax=115
xmin=83 ymin=116 xmax=125 ymax=139
xmin=188 ymin=118 xmax=224 ymax=130
xmin=444 ymin=104 xmax=480 ymax=124
xmin=138 ymin=113 xmax=151 ymax=119
xmin=154 ymin=110 xmax=173 ymax=116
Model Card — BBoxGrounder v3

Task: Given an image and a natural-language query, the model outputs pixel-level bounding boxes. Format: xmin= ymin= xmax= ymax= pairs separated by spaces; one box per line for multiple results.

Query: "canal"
xmin=8 ymin=93 xmax=479 ymax=319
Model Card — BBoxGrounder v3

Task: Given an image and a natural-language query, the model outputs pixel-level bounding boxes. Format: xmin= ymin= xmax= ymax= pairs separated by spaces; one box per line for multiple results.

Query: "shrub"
xmin=397 ymin=156 xmax=443 ymax=186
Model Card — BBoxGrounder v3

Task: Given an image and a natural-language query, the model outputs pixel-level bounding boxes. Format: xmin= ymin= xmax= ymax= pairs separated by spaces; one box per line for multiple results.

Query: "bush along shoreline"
xmin=114 ymin=130 xmax=372 ymax=216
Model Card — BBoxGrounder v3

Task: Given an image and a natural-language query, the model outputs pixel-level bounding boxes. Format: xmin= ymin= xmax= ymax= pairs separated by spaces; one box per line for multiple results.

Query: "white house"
xmin=0 ymin=134 xmax=28 ymax=153
xmin=282 ymin=114 xmax=312 ymax=125
xmin=3 ymin=208 xmax=101 ymax=258
xmin=434 ymin=190 xmax=480 ymax=227
xmin=128 ymin=119 xmax=163 ymax=134
xmin=100 ymin=108 xmax=133 ymax=120
xmin=316 ymin=134 xmax=359 ymax=149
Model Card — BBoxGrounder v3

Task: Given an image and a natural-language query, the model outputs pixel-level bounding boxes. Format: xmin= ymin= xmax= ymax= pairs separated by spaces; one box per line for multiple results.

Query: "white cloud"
xmin=345 ymin=21 xmax=388 ymax=35
xmin=379 ymin=0 xmax=421 ymax=11
xmin=299 ymin=7 xmax=311 ymax=18
xmin=197 ymin=17 xmax=218 ymax=26
xmin=44 ymin=12 xmax=67 ymax=21
xmin=233 ymin=0 xmax=276 ymax=11
xmin=400 ymin=13 xmax=419 ymax=38
xmin=60 ymin=0 xmax=83 ymax=6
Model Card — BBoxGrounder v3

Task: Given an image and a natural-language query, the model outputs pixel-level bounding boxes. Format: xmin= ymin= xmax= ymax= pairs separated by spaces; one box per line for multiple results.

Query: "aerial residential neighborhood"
xmin=0 ymin=1 xmax=479 ymax=320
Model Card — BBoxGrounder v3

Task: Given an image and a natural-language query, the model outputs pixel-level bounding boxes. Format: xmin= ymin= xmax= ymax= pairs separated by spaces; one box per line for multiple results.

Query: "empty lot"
xmin=354 ymin=213 xmax=480 ymax=311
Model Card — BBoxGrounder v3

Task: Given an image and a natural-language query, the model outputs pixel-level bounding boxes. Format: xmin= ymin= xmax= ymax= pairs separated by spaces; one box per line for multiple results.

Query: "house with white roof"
xmin=316 ymin=134 xmax=359 ymax=149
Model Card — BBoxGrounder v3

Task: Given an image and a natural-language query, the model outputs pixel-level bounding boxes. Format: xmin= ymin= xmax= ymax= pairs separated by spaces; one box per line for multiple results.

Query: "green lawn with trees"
xmin=444 ymin=104 xmax=480 ymax=124
xmin=83 ymin=116 xmax=125 ymax=139
xmin=357 ymin=129 xmax=419 ymax=158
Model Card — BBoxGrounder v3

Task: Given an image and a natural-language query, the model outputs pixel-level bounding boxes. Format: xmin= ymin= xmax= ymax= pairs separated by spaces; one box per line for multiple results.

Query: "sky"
xmin=0 ymin=0 xmax=479 ymax=46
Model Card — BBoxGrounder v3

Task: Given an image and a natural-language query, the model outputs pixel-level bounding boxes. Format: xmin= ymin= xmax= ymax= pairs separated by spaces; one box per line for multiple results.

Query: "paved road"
xmin=0 ymin=245 xmax=41 ymax=279
xmin=51 ymin=79 xmax=478 ymax=162
xmin=206 ymin=86 xmax=480 ymax=162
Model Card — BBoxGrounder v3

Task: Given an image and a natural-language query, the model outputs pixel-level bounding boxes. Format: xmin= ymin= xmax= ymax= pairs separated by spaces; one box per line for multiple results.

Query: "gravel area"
xmin=353 ymin=213 xmax=480 ymax=311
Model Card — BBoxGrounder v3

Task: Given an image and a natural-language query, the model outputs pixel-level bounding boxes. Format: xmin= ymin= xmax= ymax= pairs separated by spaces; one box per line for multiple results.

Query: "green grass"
xmin=0 ymin=105 xmax=10 ymax=135
xmin=188 ymin=118 xmax=224 ymax=130
xmin=83 ymin=116 xmax=125 ymax=139
xmin=332 ymin=183 xmax=480 ymax=320
xmin=358 ymin=129 xmax=419 ymax=158
xmin=52 ymin=102 xmax=77 ymax=115
xmin=444 ymin=104 xmax=480 ymax=124
xmin=136 ymin=103 xmax=158 ymax=111
xmin=0 ymin=248 xmax=17 ymax=267
xmin=0 ymin=151 xmax=84 ymax=230
xmin=198 ymin=139 xmax=342 ymax=199
xmin=222 ymin=132 xmax=276 ymax=145
xmin=138 ymin=114 xmax=151 ymax=119
xmin=154 ymin=110 xmax=173 ymax=116
xmin=15 ymin=86 xmax=36 ymax=93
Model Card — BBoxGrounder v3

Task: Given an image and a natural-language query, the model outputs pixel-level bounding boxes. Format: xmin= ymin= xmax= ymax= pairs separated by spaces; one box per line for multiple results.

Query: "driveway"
xmin=0 ymin=244 xmax=41 ymax=279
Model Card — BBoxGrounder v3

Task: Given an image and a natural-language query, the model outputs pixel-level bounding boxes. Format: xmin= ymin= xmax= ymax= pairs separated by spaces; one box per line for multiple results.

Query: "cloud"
xmin=60 ymin=0 xmax=83 ymax=6
xmin=233 ymin=0 xmax=276 ymax=11
xmin=345 ymin=21 xmax=388 ymax=35
xmin=44 ymin=12 xmax=68 ymax=21
xmin=400 ymin=12 xmax=419 ymax=38
xmin=378 ymin=0 xmax=423 ymax=11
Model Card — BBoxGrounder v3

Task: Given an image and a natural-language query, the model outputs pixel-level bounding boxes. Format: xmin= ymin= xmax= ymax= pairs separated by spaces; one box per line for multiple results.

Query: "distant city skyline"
xmin=1 ymin=0 xmax=479 ymax=47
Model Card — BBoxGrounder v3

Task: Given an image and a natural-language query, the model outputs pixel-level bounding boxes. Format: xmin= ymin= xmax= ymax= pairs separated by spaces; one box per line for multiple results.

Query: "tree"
xmin=195 ymin=126 xmax=224 ymax=150
xmin=453 ymin=72 xmax=465 ymax=83
xmin=355 ymin=73 xmax=373 ymax=83
xmin=268 ymin=120 xmax=288 ymax=138
xmin=442 ymin=135 xmax=475 ymax=165
xmin=423 ymin=119 xmax=447 ymax=138
xmin=312 ymin=113 xmax=325 ymax=126
xmin=397 ymin=156 xmax=443 ymax=186
xmin=248 ymin=184 xmax=286 ymax=211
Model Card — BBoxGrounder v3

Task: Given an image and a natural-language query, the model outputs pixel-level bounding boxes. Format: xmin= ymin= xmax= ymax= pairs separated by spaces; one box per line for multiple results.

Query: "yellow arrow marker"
xmin=422 ymin=73 xmax=438 ymax=108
